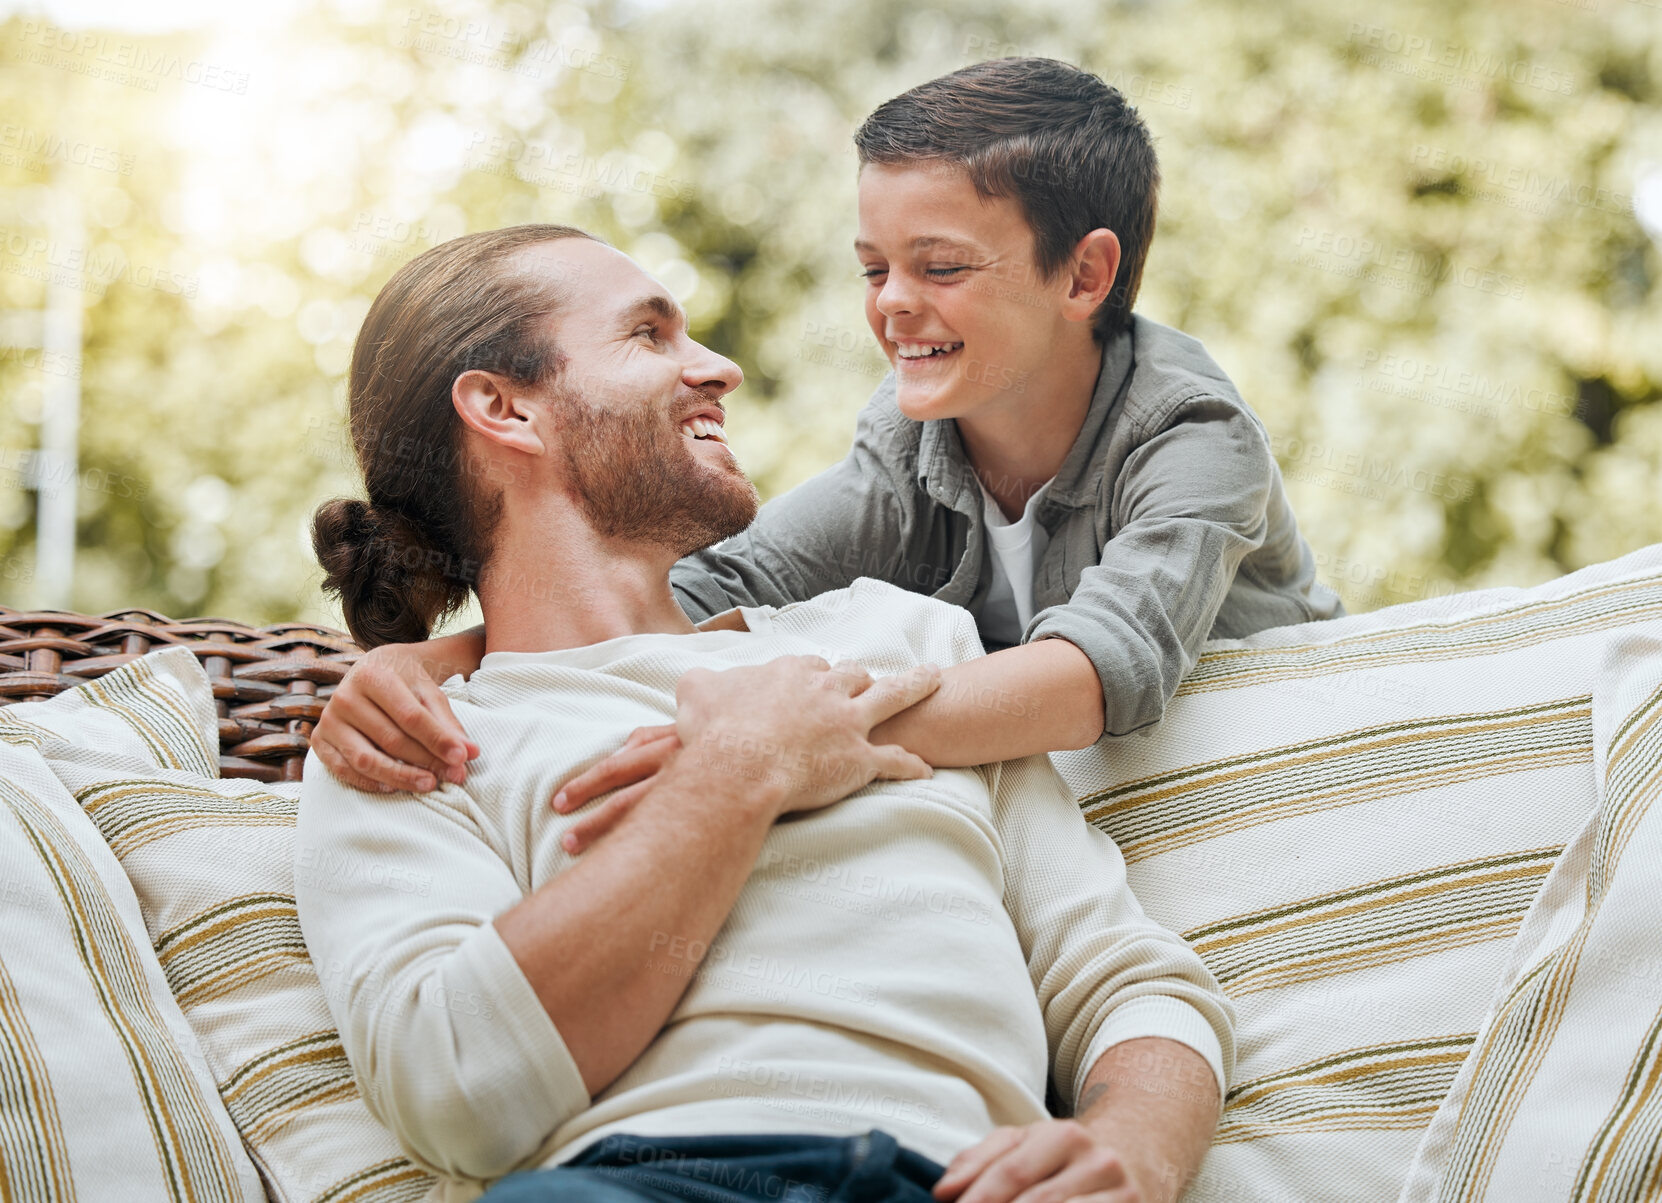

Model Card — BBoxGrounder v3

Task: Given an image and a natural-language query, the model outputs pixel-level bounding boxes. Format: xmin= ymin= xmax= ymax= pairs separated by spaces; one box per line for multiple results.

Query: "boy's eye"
xmin=860 ymin=267 xmax=888 ymax=280
xmin=926 ymin=266 xmax=969 ymax=279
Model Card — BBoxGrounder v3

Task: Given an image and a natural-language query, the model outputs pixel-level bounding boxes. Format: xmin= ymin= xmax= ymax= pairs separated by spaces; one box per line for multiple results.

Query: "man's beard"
xmin=554 ymin=390 xmax=759 ymax=556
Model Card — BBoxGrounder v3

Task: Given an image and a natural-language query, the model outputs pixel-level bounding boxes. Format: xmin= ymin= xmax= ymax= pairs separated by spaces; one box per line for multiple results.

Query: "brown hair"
xmin=854 ymin=57 xmax=1159 ymax=341
xmin=312 ymin=224 xmax=593 ymax=649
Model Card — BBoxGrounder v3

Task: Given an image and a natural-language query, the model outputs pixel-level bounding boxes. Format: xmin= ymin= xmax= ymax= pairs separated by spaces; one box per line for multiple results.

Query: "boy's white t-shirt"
xmin=976 ymin=475 xmax=1055 ymax=648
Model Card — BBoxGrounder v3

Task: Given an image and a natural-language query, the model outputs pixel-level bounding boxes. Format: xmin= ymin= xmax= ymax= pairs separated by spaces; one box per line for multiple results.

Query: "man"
xmin=299 ymin=224 xmax=1233 ymax=1203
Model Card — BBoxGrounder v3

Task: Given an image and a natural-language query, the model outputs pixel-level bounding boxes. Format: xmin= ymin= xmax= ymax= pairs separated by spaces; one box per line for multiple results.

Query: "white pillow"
xmin=1400 ymin=631 xmax=1662 ymax=1202
xmin=3 ymin=646 xmax=434 ymax=1203
xmin=0 ymin=736 xmax=265 ymax=1201
xmin=1050 ymin=544 xmax=1662 ymax=1202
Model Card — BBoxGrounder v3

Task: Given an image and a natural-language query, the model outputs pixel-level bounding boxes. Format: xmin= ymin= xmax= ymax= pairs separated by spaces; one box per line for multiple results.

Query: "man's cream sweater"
xmin=296 ymin=580 xmax=1234 ymax=1196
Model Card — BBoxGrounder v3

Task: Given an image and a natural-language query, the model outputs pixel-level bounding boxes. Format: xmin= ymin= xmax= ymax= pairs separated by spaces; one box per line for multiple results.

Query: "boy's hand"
xmin=552 ymin=723 xmax=681 ymax=853
xmin=931 ymin=1120 xmax=1142 ymax=1203
xmin=313 ymin=643 xmax=480 ymax=794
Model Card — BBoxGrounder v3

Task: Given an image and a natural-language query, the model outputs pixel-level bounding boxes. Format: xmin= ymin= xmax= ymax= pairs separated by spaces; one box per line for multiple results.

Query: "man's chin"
xmin=666 ymin=472 xmax=759 ymax=558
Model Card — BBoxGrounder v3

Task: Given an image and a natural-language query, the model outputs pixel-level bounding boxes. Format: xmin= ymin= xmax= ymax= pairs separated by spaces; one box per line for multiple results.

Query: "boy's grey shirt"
xmin=671 ymin=315 xmax=1344 ymax=736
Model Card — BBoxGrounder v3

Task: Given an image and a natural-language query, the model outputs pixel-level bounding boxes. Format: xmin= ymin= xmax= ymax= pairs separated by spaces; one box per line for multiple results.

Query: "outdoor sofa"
xmin=2 ymin=541 xmax=1661 ymax=1203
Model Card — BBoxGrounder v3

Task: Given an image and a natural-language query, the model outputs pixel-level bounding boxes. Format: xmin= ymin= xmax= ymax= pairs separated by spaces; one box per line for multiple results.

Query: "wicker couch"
xmin=0 ymin=604 xmax=359 ymax=781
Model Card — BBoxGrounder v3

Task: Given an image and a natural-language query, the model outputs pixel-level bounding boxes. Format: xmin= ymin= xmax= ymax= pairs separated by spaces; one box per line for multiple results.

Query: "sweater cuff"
xmin=1071 ymin=995 xmax=1227 ymax=1114
xmin=450 ymin=920 xmax=590 ymax=1127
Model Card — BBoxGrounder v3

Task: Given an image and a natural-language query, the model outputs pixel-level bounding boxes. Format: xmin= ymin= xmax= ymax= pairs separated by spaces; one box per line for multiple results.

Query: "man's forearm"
xmin=493 ymin=758 xmax=782 ymax=1097
xmin=868 ymin=638 xmax=1104 ymax=766
xmin=1075 ymin=1037 xmax=1221 ymax=1202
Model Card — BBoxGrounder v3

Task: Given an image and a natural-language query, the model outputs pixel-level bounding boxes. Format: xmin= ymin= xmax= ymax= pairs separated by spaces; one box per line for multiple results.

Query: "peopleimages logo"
xmin=1347 ymin=23 xmax=1576 ymax=96
xmin=756 ymin=848 xmax=995 ymax=926
xmin=15 ymin=20 xmax=251 ymax=93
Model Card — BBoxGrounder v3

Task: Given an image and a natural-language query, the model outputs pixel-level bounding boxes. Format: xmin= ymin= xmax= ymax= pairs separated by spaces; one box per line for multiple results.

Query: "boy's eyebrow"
xmin=853 ymin=235 xmax=984 ymax=255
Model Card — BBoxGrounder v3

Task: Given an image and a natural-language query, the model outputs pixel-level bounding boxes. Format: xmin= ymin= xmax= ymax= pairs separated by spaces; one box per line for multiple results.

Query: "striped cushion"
xmin=1049 ymin=543 xmax=1662 ymax=1202
xmin=0 ymin=737 xmax=265 ymax=1202
xmin=1401 ymin=632 xmax=1662 ymax=1202
xmin=3 ymin=647 xmax=434 ymax=1203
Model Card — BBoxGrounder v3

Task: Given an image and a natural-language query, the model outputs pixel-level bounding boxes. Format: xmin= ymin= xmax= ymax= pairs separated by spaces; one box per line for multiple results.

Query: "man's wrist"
xmin=658 ymin=741 xmax=790 ymax=821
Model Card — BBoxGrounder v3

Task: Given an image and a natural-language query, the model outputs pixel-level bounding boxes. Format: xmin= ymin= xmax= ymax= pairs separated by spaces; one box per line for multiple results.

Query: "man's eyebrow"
xmin=853 ymin=235 xmax=984 ymax=255
xmin=618 ymin=294 xmax=686 ymax=327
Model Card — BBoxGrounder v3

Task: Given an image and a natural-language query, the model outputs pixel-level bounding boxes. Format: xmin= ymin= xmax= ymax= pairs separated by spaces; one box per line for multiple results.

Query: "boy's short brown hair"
xmin=854 ymin=57 xmax=1159 ymax=341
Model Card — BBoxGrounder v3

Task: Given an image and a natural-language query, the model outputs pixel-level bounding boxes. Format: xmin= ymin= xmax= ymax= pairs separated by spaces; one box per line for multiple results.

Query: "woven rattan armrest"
xmin=0 ymin=604 xmax=360 ymax=781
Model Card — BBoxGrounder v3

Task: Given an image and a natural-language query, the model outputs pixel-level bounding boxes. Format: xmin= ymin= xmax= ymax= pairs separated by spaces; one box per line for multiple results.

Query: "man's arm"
xmin=296 ymin=656 xmax=938 ymax=1180
xmin=932 ymin=1037 xmax=1218 ymax=1203
xmin=1026 ymin=396 xmax=1276 ymax=738
xmin=937 ymin=751 xmax=1232 ymax=1201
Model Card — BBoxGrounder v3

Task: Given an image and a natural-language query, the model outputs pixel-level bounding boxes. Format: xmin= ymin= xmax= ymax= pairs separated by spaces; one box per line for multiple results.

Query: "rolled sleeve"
xmin=1071 ymin=994 xmax=1227 ymax=1113
xmin=1026 ymin=396 xmax=1274 ymax=736
xmin=296 ymin=752 xmax=589 ymax=1180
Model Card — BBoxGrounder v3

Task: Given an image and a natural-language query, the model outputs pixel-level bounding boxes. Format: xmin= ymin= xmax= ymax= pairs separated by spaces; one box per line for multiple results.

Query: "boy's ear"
xmin=1062 ymin=228 xmax=1122 ymax=325
xmin=453 ymin=370 xmax=547 ymax=457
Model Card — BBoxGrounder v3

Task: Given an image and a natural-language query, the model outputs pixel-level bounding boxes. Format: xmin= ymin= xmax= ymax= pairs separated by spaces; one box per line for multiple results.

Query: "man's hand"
xmin=313 ymin=641 xmax=481 ymax=793
xmin=552 ymin=656 xmax=941 ymax=852
xmin=932 ymin=1121 xmax=1142 ymax=1203
xmin=678 ymin=655 xmax=941 ymax=815
xmin=935 ymin=1038 xmax=1220 ymax=1203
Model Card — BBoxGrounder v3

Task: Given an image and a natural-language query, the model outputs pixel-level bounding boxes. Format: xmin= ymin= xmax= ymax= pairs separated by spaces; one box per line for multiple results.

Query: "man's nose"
xmin=684 ymin=341 xmax=743 ymax=396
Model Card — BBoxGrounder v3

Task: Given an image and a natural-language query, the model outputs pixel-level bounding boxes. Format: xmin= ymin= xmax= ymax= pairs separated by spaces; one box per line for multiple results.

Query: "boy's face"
xmin=855 ymin=161 xmax=1080 ymax=424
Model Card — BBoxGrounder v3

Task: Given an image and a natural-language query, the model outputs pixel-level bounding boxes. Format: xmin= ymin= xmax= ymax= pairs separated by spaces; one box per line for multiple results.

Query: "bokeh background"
xmin=0 ymin=0 xmax=1657 ymax=634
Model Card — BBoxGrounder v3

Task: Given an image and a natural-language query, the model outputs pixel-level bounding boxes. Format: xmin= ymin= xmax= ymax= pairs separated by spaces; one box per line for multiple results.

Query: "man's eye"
xmin=634 ymin=325 xmax=659 ymax=340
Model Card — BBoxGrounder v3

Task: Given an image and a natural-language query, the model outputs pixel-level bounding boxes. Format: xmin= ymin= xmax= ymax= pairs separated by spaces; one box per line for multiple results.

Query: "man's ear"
xmin=452 ymin=370 xmax=546 ymax=456
xmin=1060 ymin=228 xmax=1121 ymax=326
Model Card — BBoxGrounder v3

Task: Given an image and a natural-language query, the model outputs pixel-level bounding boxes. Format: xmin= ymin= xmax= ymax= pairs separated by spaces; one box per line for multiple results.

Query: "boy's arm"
xmin=1026 ymin=395 xmax=1276 ymax=738
xmin=868 ymin=638 xmax=1105 ymax=766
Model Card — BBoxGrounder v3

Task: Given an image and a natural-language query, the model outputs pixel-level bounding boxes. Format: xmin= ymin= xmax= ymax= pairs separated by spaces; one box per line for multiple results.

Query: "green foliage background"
xmin=0 ymin=0 xmax=1656 ymax=629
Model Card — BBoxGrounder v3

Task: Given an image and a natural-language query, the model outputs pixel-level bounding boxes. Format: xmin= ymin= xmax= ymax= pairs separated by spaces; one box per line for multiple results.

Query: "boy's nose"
xmin=875 ymin=273 xmax=921 ymax=317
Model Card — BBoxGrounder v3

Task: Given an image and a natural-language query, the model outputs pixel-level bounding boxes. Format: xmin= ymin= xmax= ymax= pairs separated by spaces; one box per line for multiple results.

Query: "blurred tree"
xmin=0 ymin=0 xmax=1655 ymax=627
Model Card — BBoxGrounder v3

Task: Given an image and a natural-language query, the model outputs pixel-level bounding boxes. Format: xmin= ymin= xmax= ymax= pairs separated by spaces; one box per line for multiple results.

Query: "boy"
xmin=311 ymin=57 xmax=1341 ymax=803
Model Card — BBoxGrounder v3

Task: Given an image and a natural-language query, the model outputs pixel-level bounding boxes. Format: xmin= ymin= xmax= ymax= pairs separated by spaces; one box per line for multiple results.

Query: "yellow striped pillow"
xmin=9 ymin=647 xmax=434 ymax=1203
xmin=1050 ymin=544 xmax=1662 ymax=1202
xmin=0 ymin=737 xmax=265 ymax=1202
xmin=1402 ymin=633 xmax=1662 ymax=1202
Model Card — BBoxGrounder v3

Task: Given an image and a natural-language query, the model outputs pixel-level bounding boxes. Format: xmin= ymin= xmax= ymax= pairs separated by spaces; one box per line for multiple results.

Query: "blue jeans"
xmin=478 ymin=1130 xmax=945 ymax=1203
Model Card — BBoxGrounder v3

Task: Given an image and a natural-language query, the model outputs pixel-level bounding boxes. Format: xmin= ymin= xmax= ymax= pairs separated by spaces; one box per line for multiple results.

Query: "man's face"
xmin=522 ymin=239 xmax=758 ymax=556
xmin=856 ymin=162 xmax=1077 ymax=423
